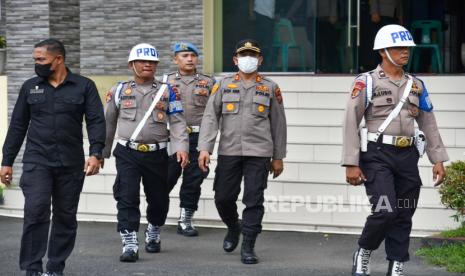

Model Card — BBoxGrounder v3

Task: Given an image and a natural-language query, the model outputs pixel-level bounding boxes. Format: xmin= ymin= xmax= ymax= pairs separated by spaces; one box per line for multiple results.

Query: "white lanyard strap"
xmin=373 ymin=75 xmax=413 ymax=141
xmin=129 ymin=74 xmax=168 ymax=142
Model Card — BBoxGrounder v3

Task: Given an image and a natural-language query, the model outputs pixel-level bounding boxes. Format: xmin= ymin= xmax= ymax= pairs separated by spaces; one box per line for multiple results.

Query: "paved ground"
xmin=0 ymin=216 xmax=460 ymax=276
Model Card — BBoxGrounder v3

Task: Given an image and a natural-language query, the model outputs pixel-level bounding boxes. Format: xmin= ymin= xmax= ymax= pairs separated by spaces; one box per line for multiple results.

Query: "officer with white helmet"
xmin=342 ymin=25 xmax=448 ymax=276
xmin=103 ymin=43 xmax=189 ymax=262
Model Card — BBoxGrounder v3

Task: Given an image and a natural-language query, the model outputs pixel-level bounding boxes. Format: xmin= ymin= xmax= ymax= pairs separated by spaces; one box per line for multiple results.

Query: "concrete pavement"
xmin=0 ymin=216 xmax=460 ymax=276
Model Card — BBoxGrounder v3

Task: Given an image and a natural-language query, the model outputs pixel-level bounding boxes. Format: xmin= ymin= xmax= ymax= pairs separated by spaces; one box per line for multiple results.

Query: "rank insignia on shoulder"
xmin=105 ymin=90 xmax=113 ymax=103
xmin=255 ymin=75 xmax=262 ymax=82
xmin=410 ymin=81 xmax=422 ymax=95
xmin=350 ymin=80 xmax=366 ymax=99
xmin=274 ymin=87 xmax=283 ymax=104
xmin=211 ymin=83 xmax=219 ymax=95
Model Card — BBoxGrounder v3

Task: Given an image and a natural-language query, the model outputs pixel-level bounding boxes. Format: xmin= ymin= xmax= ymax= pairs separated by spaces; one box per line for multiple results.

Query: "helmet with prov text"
xmin=128 ymin=43 xmax=159 ymax=62
xmin=373 ymin=24 xmax=416 ymax=50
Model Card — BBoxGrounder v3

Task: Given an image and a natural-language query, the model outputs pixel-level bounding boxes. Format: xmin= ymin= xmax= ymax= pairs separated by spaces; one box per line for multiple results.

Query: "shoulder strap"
xmin=363 ymin=72 xmax=373 ymax=110
xmin=114 ymin=82 xmax=127 ymax=108
xmin=372 ymin=75 xmax=413 ymax=141
xmin=129 ymin=75 xmax=168 ymax=142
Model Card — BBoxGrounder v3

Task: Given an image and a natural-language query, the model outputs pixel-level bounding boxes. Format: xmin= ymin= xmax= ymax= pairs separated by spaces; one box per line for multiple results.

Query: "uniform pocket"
xmin=193 ymin=88 xmax=209 ymax=106
xmin=120 ymin=99 xmax=137 ymax=121
xmin=19 ymin=163 xmax=37 ymax=189
xmin=152 ymin=109 xmax=167 ymax=123
xmin=55 ymin=96 xmax=84 ymax=113
xmin=371 ymin=97 xmax=395 ymax=118
xmin=27 ymin=94 xmax=46 ymax=113
xmin=27 ymin=94 xmax=46 ymax=104
xmin=407 ymin=95 xmax=420 ymax=118
xmin=222 ymin=93 xmax=240 ymax=114
xmin=252 ymin=95 xmax=270 ymax=118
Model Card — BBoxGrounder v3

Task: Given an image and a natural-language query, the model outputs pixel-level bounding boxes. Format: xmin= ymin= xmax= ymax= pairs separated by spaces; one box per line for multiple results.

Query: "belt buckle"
xmin=137 ymin=143 xmax=150 ymax=152
xmin=186 ymin=126 xmax=193 ymax=134
xmin=395 ymin=136 xmax=410 ymax=148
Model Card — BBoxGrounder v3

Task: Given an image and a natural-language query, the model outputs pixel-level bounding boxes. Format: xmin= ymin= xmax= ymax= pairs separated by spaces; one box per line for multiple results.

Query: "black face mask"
xmin=34 ymin=61 xmax=55 ymax=78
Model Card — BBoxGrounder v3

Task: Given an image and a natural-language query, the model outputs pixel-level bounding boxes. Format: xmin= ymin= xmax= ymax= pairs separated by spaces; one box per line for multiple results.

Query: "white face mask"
xmin=237 ymin=56 xmax=259 ymax=73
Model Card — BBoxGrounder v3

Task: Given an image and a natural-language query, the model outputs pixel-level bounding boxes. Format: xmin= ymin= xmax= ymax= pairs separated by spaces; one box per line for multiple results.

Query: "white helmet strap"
xmin=132 ymin=62 xmax=142 ymax=78
xmin=384 ymin=48 xmax=402 ymax=67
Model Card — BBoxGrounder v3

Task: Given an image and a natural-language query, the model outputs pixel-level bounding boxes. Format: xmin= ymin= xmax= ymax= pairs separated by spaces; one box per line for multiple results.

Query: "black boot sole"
xmin=241 ymin=257 xmax=259 ymax=264
xmin=177 ymin=227 xmax=199 ymax=237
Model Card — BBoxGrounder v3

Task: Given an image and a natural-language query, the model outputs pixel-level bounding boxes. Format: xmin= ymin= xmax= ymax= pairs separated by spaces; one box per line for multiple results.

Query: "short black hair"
xmin=34 ymin=38 xmax=66 ymax=60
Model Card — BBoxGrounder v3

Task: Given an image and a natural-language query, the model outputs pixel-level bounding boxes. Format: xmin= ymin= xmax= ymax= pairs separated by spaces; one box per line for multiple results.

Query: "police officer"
xmin=342 ymin=25 xmax=448 ymax=276
xmin=0 ymin=38 xmax=106 ymax=276
xmin=103 ymin=43 xmax=189 ymax=262
xmin=198 ymin=39 xmax=287 ymax=264
xmin=166 ymin=42 xmax=215 ymax=237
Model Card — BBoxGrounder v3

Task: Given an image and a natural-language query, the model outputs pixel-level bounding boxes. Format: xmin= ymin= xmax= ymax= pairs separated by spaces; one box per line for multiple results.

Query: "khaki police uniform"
xmin=342 ymin=65 xmax=449 ymax=262
xmin=167 ymin=71 xmax=215 ymax=211
xmin=198 ymin=72 xmax=287 ymax=235
xmin=104 ymin=79 xmax=189 ymax=232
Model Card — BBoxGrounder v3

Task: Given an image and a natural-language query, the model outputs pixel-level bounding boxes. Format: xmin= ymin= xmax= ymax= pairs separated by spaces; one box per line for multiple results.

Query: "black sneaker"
xmin=119 ymin=248 xmax=139 ymax=262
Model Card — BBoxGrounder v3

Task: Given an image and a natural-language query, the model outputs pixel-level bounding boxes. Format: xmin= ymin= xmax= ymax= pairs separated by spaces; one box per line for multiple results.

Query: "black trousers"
xmin=167 ymin=133 xmax=208 ymax=210
xmin=213 ymin=155 xmax=270 ymax=236
xmin=358 ymin=142 xmax=421 ymax=262
xmin=19 ymin=163 xmax=85 ymax=273
xmin=113 ymin=143 xmax=169 ymax=232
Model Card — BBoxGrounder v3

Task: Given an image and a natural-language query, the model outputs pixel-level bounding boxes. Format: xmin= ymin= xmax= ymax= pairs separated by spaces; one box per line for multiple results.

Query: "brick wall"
xmin=4 ymin=0 xmax=205 ymax=177
xmin=79 ymin=0 xmax=204 ymax=75
xmin=50 ymin=0 xmax=80 ymax=72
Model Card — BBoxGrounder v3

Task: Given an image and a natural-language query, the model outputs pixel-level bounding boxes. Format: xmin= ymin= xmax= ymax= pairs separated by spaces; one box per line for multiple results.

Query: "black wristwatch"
xmin=90 ymin=152 xmax=103 ymax=161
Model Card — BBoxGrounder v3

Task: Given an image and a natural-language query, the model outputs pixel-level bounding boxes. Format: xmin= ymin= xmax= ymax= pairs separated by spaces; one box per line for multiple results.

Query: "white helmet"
xmin=373 ymin=24 xmax=416 ymax=50
xmin=128 ymin=43 xmax=159 ymax=62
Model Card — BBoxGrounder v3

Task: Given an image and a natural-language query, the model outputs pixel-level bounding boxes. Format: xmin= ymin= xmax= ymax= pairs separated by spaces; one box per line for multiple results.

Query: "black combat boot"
xmin=145 ymin=223 xmax=161 ymax=253
xmin=352 ymin=248 xmax=372 ymax=276
xmin=25 ymin=271 xmax=42 ymax=276
xmin=240 ymin=234 xmax=259 ymax=264
xmin=119 ymin=230 xmax=139 ymax=262
xmin=386 ymin=260 xmax=404 ymax=276
xmin=177 ymin=208 xmax=199 ymax=237
xmin=223 ymin=222 xmax=241 ymax=252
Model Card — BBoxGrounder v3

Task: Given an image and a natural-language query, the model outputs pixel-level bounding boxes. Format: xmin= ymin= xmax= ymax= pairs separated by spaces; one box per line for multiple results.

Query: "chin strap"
xmin=384 ymin=49 xmax=403 ymax=67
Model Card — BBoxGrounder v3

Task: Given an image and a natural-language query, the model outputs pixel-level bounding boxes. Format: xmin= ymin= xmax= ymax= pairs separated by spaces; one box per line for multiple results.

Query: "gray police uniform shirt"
xmin=342 ymin=65 xmax=449 ymax=166
xmin=166 ymin=71 xmax=215 ymax=127
xmin=198 ymin=73 xmax=287 ymax=159
xmin=103 ymin=79 xmax=189 ymax=158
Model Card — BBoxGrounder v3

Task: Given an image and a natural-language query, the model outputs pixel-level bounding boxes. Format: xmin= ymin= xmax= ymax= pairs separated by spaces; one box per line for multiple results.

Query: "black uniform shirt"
xmin=1 ymin=69 xmax=106 ymax=167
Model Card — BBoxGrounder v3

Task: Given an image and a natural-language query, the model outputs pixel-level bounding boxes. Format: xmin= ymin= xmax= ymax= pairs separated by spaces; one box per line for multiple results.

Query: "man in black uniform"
xmin=0 ymin=38 xmax=105 ymax=276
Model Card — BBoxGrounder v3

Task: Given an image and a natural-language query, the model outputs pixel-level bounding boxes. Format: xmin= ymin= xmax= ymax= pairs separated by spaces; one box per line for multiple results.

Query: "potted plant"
xmin=0 ymin=35 xmax=6 ymax=75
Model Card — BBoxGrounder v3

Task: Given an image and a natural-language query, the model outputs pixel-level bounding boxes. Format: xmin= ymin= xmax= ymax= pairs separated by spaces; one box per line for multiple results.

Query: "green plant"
xmin=441 ymin=224 xmax=465 ymax=238
xmin=439 ymin=160 xmax=465 ymax=223
xmin=0 ymin=36 xmax=5 ymax=48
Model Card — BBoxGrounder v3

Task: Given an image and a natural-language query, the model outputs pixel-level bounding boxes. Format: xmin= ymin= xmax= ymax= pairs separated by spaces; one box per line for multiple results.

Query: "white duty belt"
xmin=367 ymin=133 xmax=415 ymax=148
xmin=118 ymin=139 xmax=167 ymax=152
xmin=187 ymin=125 xmax=200 ymax=133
